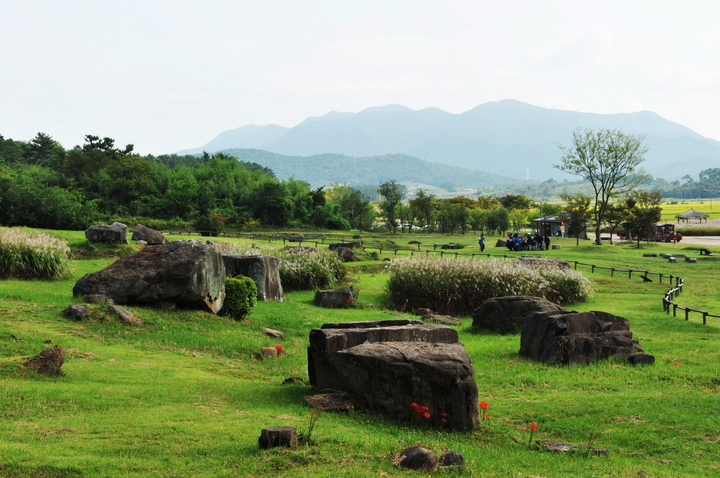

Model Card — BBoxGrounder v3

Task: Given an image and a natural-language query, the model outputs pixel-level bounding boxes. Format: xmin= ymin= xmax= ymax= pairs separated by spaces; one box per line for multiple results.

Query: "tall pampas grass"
xmin=385 ymin=256 xmax=593 ymax=315
xmin=0 ymin=228 xmax=72 ymax=280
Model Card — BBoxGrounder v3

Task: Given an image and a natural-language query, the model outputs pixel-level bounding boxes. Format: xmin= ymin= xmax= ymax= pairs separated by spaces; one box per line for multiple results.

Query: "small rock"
xmin=258 ymin=426 xmax=297 ymax=449
xmin=106 ymin=305 xmax=142 ymax=325
xmin=265 ymin=327 xmax=285 ymax=339
xmin=628 ymin=353 xmax=655 ymax=366
xmin=281 ymin=376 xmax=307 ymax=385
xmin=395 ymin=446 xmax=439 ymax=472
xmin=439 ymin=451 xmax=465 ymax=467
xmin=24 ymin=346 xmax=65 ymax=375
xmin=536 ymin=439 xmax=610 ymax=456
xmin=62 ymin=304 xmax=90 ymax=321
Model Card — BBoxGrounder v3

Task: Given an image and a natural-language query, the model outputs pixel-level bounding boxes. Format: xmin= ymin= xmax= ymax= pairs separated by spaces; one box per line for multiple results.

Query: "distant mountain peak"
xmin=178 ymin=100 xmax=719 ymax=181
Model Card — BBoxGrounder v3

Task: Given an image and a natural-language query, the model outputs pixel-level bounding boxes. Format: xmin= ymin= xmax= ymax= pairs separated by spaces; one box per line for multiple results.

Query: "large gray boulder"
xmin=308 ymin=319 xmax=457 ymax=392
xmin=132 ymin=224 xmax=167 ymax=245
xmin=472 ymin=296 xmax=566 ymax=334
xmin=334 ymin=341 xmax=479 ymax=431
xmin=519 ymin=310 xmax=645 ymax=365
xmin=223 ymin=255 xmax=284 ymax=301
xmin=85 ymin=222 xmax=128 ymax=243
xmin=73 ymin=240 xmax=226 ymax=313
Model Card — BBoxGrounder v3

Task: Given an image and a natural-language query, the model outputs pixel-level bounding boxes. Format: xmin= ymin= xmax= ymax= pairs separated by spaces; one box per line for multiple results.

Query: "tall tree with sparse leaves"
xmin=555 ymin=128 xmax=649 ymax=245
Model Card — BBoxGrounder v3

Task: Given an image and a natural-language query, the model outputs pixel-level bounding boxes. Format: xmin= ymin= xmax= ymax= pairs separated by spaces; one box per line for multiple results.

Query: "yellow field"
xmin=660 ymin=200 xmax=720 ymax=222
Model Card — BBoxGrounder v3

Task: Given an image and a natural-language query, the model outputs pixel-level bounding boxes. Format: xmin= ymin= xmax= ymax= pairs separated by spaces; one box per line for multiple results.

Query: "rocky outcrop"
xmin=85 ymin=222 xmax=128 ymax=243
xmin=472 ymin=296 xmax=566 ymax=334
xmin=73 ymin=240 xmax=226 ymax=313
xmin=131 ymin=224 xmax=167 ymax=245
xmin=519 ymin=310 xmax=645 ymax=365
xmin=223 ymin=255 xmax=284 ymax=301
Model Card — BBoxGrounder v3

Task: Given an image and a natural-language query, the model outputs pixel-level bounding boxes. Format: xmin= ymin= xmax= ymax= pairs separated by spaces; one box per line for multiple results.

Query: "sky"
xmin=2 ymin=0 xmax=719 ymax=155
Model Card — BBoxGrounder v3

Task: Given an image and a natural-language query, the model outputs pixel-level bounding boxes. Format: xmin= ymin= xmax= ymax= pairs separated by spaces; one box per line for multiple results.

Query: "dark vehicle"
xmin=618 ymin=223 xmax=682 ymax=242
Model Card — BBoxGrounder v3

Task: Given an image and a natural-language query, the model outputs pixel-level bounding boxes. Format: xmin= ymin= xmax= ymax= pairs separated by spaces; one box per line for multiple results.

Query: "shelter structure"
xmin=530 ymin=214 xmax=586 ymax=239
xmin=675 ymin=208 xmax=709 ymax=223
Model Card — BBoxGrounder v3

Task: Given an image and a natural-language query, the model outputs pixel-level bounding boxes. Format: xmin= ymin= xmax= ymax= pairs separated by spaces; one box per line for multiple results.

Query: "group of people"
xmin=478 ymin=232 xmax=552 ymax=252
xmin=504 ymin=233 xmax=551 ymax=252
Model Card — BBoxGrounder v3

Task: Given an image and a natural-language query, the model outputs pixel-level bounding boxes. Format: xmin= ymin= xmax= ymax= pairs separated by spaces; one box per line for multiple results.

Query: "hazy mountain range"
xmin=178 ymin=99 xmax=720 ymax=183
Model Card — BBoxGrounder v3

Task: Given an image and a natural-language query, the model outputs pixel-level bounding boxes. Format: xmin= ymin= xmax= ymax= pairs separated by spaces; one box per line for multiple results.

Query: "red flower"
xmin=479 ymin=401 xmax=490 ymax=410
xmin=275 ymin=345 xmax=284 ymax=350
xmin=485 ymin=414 xmax=491 ymax=418
xmin=530 ymin=422 xmax=538 ymax=432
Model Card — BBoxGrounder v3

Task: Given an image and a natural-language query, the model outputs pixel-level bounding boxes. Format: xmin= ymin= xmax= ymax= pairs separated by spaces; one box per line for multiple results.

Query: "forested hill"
xmin=213 ymin=148 xmax=516 ymax=189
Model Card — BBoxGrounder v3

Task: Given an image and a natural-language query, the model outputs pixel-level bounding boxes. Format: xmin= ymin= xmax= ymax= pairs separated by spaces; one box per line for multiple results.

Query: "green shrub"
xmin=0 ymin=228 xmax=72 ymax=280
xmin=220 ymin=276 xmax=258 ymax=319
xmin=385 ymin=256 xmax=593 ymax=315
xmin=277 ymin=249 xmax=346 ymax=291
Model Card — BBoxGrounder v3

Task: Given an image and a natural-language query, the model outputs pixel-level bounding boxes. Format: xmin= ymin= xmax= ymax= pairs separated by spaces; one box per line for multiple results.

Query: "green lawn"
xmin=1 ymin=231 xmax=719 ymax=477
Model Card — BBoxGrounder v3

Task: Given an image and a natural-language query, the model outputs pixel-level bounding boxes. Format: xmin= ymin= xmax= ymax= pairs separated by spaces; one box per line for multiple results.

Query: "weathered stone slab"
xmin=519 ymin=310 xmax=643 ymax=365
xmin=472 ymin=296 xmax=566 ymax=334
xmin=73 ymin=240 xmax=226 ymax=313
xmin=320 ymin=319 xmax=424 ymax=329
xmin=308 ymin=321 xmax=458 ymax=391
xmin=334 ymin=342 xmax=479 ymax=431
xmin=223 ymin=255 xmax=284 ymax=301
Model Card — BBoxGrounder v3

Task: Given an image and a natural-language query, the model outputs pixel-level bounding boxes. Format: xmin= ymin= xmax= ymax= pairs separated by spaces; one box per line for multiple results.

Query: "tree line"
xmin=0 ymin=133 xmax=374 ymax=231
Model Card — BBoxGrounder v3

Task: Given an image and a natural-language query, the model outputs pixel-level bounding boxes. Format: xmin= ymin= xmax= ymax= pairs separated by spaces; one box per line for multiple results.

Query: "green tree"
xmin=27 ymin=132 xmax=65 ymax=167
xmin=555 ymin=128 xmax=649 ymax=245
xmin=498 ymin=194 xmax=533 ymax=210
xmin=377 ymin=180 xmax=405 ymax=233
xmin=326 ymin=183 xmax=375 ymax=230
xmin=0 ymin=135 xmax=25 ymax=164
xmin=468 ymin=208 xmax=489 ymax=233
xmin=603 ymin=202 xmax=628 ymax=244
xmin=560 ymin=193 xmax=592 ymax=245
xmin=253 ymin=181 xmax=291 ymax=227
xmin=409 ymin=189 xmax=435 ymax=230
xmin=485 ymin=205 xmax=509 ymax=234
xmin=623 ymin=191 xmax=663 ymax=248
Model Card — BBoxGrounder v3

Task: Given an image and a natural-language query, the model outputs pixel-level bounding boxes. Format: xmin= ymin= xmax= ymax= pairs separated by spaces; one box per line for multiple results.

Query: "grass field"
xmin=1 ymin=229 xmax=720 ymax=477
